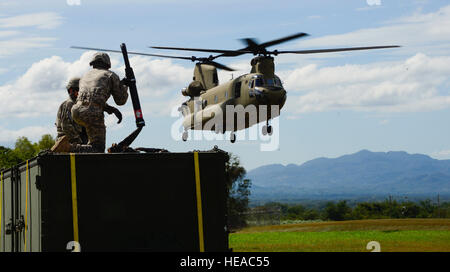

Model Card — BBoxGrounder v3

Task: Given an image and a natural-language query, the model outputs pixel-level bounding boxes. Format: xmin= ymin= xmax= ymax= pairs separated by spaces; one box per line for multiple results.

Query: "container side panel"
xmin=38 ymin=153 xmax=228 ymax=252
xmin=0 ymin=172 xmax=10 ymax=252
xmin=75 ymin=154 xmax=199 ymax=252
xmin=198 ymin=153 xmax=228 ymax=251
xmin=29 ymin=165 xmax=40 ymax=252
xmin=40 ymin=155 xmax=74 ymax=252
xmin=0 ymin=172 xmax=3 ymax=252
xmin=2 ymin=174 xmax=13 ymax=252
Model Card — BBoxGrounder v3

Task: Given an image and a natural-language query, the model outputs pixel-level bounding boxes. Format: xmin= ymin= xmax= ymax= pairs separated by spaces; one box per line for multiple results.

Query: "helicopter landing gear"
xmin=230 ymin=132 xmax=236 ymax=143
xmin=262 ymin=121 xmax=273 ymax=136
xmin=182 ymin=131 xmax=188 ymax=141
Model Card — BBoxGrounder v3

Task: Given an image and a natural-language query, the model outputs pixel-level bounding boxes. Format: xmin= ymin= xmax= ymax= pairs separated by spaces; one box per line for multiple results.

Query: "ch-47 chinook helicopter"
xmin=73 ymin=32 xmax=399 ymax=143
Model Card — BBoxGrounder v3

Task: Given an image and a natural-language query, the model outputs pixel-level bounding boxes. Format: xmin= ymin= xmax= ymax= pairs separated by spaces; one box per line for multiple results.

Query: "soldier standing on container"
xmin=52 ymin=52 xmax=129 ymax=153
xmin=51 ymin=77 xmax=124 ymax=152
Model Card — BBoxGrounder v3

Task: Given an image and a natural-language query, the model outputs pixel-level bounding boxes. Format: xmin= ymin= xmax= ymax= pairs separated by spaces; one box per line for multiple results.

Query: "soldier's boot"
xmin=70 ymin=142 xmax=105 ymax=153
xmin=50 ymin=135 xmax=72 ymax=153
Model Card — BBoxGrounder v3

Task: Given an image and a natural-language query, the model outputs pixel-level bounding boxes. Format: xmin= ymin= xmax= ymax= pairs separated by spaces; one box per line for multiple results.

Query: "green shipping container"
xmin=0 ymin=151 xmax=229 ymax=252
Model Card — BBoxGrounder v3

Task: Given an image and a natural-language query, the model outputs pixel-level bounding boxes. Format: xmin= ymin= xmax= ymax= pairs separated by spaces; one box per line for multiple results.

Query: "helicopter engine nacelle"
xmin=182 ymin=80 xmax=205 ymax=97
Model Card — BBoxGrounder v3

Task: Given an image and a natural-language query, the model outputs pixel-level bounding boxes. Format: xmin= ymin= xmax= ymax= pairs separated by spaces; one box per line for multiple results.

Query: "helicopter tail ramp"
xmin=0 ymin=151 xmax=229 ymax=252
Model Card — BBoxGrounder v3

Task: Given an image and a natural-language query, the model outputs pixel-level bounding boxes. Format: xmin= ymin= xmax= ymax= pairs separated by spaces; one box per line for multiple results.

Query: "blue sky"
xmin=1 ymin=0 xmax=450 ymax=170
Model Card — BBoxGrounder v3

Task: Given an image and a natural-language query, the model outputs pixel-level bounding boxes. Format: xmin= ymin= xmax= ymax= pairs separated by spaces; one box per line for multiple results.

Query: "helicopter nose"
xmin=264 ymin=88 xmax=287 ymax=107
xmin=279 ymin=89 xmax=287 ymax=108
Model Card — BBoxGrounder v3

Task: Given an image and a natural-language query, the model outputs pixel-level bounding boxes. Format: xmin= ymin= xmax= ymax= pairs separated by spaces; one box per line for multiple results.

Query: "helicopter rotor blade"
xmin=273 ymin=45 xmax=400 ymax=55
xmin=240 ymin=38 xmax=260 ymax=49
xmin=223 ymin=32 xmax=310 ymax=57
xmin=72 ymin=46 xmax=235 ymax=71
xmin=150 ymin=32 xmax=309 ymax=57
xmin=206 ymin=60 xmax=235 ymax=71
xmin=258 ymin=32 xmax=309 ymax=49
xmin=71 ymin=46 xmax=194 ymax=60
xmin=150 ymin=46 xmax=252 ymax=55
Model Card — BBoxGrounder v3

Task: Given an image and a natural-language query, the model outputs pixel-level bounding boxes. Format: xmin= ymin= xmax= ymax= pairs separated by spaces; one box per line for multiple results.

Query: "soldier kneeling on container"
xmin=53 ymin=77 xmax=87 ymax=147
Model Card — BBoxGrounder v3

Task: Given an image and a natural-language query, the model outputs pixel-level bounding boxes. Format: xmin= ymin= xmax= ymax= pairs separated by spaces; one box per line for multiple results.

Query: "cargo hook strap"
xmin=193 ymin=152 xmax=205 ymax=252
xmin=70 ymin=154 xmax=79 ymax=243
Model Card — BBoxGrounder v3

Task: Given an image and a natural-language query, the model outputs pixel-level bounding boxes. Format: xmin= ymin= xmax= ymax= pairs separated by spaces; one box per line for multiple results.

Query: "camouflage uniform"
xmin=71 ymin=53 xmax=128 ymax=153
xmin=56 ymin=97 xmax=85 ymax=144
xmin=56 ymin=77 xmax=87 ymax=145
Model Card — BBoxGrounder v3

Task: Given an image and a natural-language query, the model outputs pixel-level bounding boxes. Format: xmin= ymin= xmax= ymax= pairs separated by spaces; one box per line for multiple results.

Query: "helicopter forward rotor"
xmin=150 ymin=32 xmax=400 ymax=57
xmin=150 ymin=32 xmax=310 ymax=57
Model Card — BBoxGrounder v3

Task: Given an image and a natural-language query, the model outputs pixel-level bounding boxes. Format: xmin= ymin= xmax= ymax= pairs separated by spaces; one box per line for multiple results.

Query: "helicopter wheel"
xmin=267 ymin=125 xmax=273 ymax=135
xmin=182 ymin=131 xmax=188 ymax=141
xmin=230 ymin=132 xmax=236 ymax=143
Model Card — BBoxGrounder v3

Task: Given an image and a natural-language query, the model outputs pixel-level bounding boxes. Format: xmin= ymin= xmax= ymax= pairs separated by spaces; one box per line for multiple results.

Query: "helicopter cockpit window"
xmin=264 ymin=76 xmax=283 ymax=88
xmin=255 ymin=77 xmax=264 ymax=87
xmin=250 ymin=80 xmax=254 ymax=89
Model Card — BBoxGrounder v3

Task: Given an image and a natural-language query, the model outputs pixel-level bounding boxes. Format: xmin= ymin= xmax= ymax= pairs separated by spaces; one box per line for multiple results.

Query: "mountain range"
xmin=246 ymin=150 xmax=450 ymax=201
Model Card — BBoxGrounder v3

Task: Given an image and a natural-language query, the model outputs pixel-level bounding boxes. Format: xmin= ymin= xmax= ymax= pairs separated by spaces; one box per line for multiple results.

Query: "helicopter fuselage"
xmin=180 ymin=71 xmax=287 ymax=134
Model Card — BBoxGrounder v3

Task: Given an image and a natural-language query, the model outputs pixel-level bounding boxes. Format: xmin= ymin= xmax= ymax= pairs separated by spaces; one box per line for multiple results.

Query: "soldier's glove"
xmin=120 ymin=78 xmax=131 ymax=87
xmin=104 ymin=105 xmax=123 ymax=124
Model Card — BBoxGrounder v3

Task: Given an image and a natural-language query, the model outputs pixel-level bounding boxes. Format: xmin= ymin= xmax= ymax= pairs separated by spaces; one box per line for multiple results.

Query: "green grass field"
xmin=229 ymin=219 xmax=450 ymax=252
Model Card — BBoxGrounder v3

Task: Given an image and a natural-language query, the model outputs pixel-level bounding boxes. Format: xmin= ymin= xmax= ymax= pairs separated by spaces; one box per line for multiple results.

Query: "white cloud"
xmin=0 ymin=53 xmax=91 ymax=118
xmin=0 ymin=12 xmax=62 ymax=57
xmin=128 ymin=56 xmax=192 ymax=98
xmin=0 ymin=30 xmax=19 ymax=38
xmin=0 ymin=37 xmax=57 ymax=57
xmin=0 ymin=12 xmax=63 ymax=29
xmin=0 ymin=125 xmax=54 ymax=143
xmin=293 ymin=5 xmax=450 ymax=57
xmin=283 ymin=53 xmax=450 ymax=114
xmin=0 ymin=52 xmax=193 ymax=119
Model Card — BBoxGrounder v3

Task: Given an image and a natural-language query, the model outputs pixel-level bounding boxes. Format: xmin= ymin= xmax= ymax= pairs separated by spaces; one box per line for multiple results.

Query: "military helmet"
xmin=89 ymin=52 xmax=111 ymax=68
xmin=66 ymin=77 xmax=80 ymax=90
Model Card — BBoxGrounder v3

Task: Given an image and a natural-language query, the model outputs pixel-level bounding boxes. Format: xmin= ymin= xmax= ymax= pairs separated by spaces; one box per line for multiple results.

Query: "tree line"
xmin=0 ymin=135 xmax=55 ymax=170
xmin=257 ymin=199 xmax=450 ymax=222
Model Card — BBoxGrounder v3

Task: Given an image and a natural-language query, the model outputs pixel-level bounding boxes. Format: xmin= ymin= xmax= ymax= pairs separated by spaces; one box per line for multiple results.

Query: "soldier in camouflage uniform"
xmin=51 ymin=76 xmax=124 ymax=153
xmin=70 ymin=52 xmax=129 ymax=153
xmin=71 ymin=53 xmax=128 ymax=153
xmin=55 ymin=77 xmax=86 ymax=145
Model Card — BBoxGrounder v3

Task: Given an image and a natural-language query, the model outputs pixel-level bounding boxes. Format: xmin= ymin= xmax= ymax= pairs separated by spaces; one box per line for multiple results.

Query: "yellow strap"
xmin=70 ymin=154 xmax=79 ymax=243
xmin=193 ymin=152 xmax=204 ymax=252
xmin=24 ymin=160 xmax=29 ymax=252
xmin=0 ymin=171 xmax=3 ymax=248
